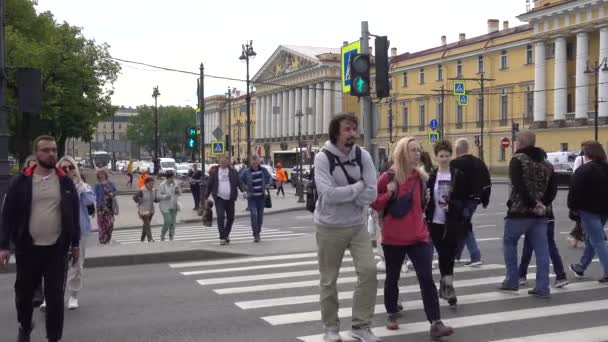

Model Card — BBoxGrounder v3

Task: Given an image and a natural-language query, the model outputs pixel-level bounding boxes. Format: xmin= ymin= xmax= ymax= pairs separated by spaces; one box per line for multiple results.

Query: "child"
xmin=133 ymin=177 xmax=158 ymax=242
xmin=200 ymin=199 xmax=214 ymax=227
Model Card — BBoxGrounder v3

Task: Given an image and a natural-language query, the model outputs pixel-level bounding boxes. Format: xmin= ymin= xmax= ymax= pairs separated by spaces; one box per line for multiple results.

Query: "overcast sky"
xmin=36 ymin=0 xmax=527 ymax=108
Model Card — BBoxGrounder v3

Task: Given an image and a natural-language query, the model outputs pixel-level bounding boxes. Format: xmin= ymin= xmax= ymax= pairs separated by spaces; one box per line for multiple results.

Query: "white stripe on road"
xmin=476 ymin=224 xmax=497 ymax=228
xmin=113 ymin=229 xmax=281 ymax=241
xmin=227 ymin=237 xmax=301 ymax=244
xmin=297 ymin=299 xmax=608 ymax=342
xmin=490 ymin=326 xmax=608 ymax=341
xmin=215 ymin=264 xmax=504 ymax=295
xmin=170 ymin=252 xmax=319 ymax=268
xmin=266 ymin=279 xmax=602 ymax=326
xmin=188 ymin=233 xmax=305 ymax=244
xmin=198 ymin=267 xmax=354 ymax=285
xmin=234 ymin=265 xmax=504 ymax=309
xmin=477 ymin=238 xmax=501 ymax=242
xmin=112 ymin=225 xmax=257 ymax=238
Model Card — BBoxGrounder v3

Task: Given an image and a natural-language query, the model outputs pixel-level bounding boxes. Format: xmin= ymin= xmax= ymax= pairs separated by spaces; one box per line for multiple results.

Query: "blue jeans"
xmin=456 ymin=200 xmax=481 ymax=262
xmin=248 ymin=196 xmax=265 ymax=238
xmin=519 ymin=221 xmax=566 ymax=280
xmin=503 ymin=218 xmax=550 ymax=295
xmin=578 ymin=211 xmax=608 ymax=274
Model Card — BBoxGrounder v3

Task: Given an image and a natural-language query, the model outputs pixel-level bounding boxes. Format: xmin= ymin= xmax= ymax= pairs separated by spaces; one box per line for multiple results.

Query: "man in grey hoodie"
xmin=314 ymin=114 xmax=379 ymax=342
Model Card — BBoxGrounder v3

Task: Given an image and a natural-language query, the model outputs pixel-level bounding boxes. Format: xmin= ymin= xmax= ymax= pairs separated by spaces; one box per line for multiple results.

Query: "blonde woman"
xmin=371 ymin=137 xmax=453 ymax=338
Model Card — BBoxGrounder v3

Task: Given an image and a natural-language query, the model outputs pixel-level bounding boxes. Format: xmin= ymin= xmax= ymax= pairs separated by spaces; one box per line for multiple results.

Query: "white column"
xmin=554 ymin=37 xmax=567 ymax=121
xmin=282 ymin=91 xmax=288 ymax=137
xmin=255 ymin=98 xmax=261 ymax=140
xmin=333 ymin=81 xmax=343 ymax=114
xmin=302 ymin=87 xmax=309 ymax=135
xmin=259 ymin=96 xmax=266 ymax=139
xmin=271 ymin=93 xmax=277 ymax=138
xmin=288 ymin=89 xmax=296 ymax=137
xmin=315 ymin=83 xmax=323 ymax=136
xmin=295 ymin=88 xmax=302 ymax=136
xmin=600 ymin=27 xmax=608 ymax=118
xmin=308 ymin=85 xmax=316 ymax=136
xmin=266 ymin=94 xmax=272 ymax=138
xmin=323 ymin=81 xmax=332 ymax=133
xmin=576 ymin=31 xmax=590 ymax=120
xmin=534 ymin=41 xmax=547 ymax=123
xmin=276 ymin=92 xmax=283 ymax=137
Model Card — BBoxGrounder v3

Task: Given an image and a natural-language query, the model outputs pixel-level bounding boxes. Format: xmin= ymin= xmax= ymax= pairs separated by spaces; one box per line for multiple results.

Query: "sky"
xmin=35 ymin=0 xmax=528 ymax=108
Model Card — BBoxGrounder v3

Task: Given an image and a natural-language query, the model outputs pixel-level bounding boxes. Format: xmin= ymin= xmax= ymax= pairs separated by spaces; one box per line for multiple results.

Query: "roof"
xmin=391 ymin=24 xmax=533 ymax=64
xmin=281 ymin=45 xmax=340 ymax=60
xmin=525 ymin=0 xmax=577 ymax=14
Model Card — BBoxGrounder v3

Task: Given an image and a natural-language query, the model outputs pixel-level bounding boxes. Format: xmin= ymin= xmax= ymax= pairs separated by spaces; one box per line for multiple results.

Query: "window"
xmin=526 ymin=86 xmax=534 ymax=121
xmin=456 ymin=60 xmax=463 ymax=78
xmin=401 ymin=106 xmax=409 ymax=131
xmin=500 ymin=50 xmax=509 ymax=69
xmin=118 ymin=123 xmax=122 ymax=129
xmin=545 ymin=42 xmax=555 ymax=59
xmin=500 ymin=89 xmax=508 ymax=125
xmin=103 ymin=134 xmax=107 ymax=141
xmin=567 ymin=93 xmax=573 ymax=113
xmin=456 ymin=101 xmax=463 ymax=128
xmin=437 ymin=64 xmax=443 ymax=81
xmin=419 ymin=104 xmax=426 ymax=131
xmin=566 ymin=42 xmax=574 ymax=61
xmin=477 ymin=56 xmax=484 ymax=73
xmin=499 ymin=147 xmax=506 ymax=161
xmin=419 ymin=68 xmax=425 ymax=84
xmin=560 ymin=143 xmax=569 ymax=152
xmin=526 ymin=45 xmax=533 ymax=64
xmin=402 ymin=72 xmax=408 ymax=87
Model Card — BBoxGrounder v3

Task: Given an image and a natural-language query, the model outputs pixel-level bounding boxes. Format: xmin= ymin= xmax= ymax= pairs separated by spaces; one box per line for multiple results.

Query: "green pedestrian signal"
xmin=188 ymin=138 xmax=196 ymax=148
xmin=349 ymin=54 xmax=370 ymax=97
xmin=186 ymin=126 xmax=197 ymax=149
xmin=188 ymin=127 xmax=196 ymax=136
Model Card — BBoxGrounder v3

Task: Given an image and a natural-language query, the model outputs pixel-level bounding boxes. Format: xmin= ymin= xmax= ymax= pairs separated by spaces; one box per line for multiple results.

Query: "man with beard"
xmin=0 ymin=135 xmax=80 ymax=342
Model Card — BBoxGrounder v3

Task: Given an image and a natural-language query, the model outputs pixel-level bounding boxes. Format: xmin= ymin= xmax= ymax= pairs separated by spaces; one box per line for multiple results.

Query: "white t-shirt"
xmin=573 ymin=155 xmax=586 ymax=172
xmin=432 ymin=169 xmax=452 ymax=224
xmin=217 ymin=167 xmax=232 ymax=200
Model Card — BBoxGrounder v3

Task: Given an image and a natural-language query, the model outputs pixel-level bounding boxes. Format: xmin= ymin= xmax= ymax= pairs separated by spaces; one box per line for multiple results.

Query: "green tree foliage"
xmin=5 ymin=0 xmax=121 ymax=163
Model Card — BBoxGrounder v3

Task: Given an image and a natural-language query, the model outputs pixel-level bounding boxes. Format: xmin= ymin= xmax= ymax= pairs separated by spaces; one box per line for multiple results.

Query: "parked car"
xmin=159 ymin=157 xmax=177 ymax=176
xmin=290 ymin=165 xmax=311 ymax=184
xmin=176 ymin=163 xmax=192 ymax=179
xmin=552 ymin=163 xmax=573 ymax=188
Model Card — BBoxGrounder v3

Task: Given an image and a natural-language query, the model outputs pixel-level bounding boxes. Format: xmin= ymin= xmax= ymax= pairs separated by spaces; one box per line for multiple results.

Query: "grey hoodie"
xmin=313 ymin=141 xmax=377 ymax=227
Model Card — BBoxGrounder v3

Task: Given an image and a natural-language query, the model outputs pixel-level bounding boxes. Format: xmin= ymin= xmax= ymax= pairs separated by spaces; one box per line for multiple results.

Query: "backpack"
xmin=306 ymin=146 xmax=363 ymax=213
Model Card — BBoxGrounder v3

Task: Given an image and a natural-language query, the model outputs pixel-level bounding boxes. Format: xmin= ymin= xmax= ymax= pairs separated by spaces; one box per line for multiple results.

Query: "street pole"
xmin=245 ymin=59 xmax=251 ymax=162
xmin=227 ymin=87 xmax=233 ymax=159
xmin=199 ymin=63 xmax=206 ymax=194
xmin=388 ymin=96 xmax=394 ymax=144
xmin=595 ymin=68 xmax=599 ymax=142
xmin=440 ymin=85 xmax=445 ymax=138
xmin=295 ymin=110 xmax=305 ymax=203
xmin=152 ymin=86 xmax=160 ymax=175
xmin=361 ymin=21 xmax=374 ymax=164
xmin=236 ymin=121 xmax=242 ymax=162
xmin=111 ymin=111 xmax=116 ymax=171
xmin=0 ymin=0 xmax=9 ymax=204
xmin=480 ymin=72 xmax=485 ymax=162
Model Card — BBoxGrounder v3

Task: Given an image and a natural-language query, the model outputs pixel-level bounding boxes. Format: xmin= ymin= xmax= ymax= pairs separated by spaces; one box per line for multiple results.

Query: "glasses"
xmin=62 ymin=165 xmax=76 ymax=172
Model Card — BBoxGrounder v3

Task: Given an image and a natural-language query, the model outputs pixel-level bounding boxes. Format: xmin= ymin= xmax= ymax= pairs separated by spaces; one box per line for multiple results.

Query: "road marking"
xmin=476 ymin=224 xmax=497 ymax=228
xmin=477 ymin=237 xmax=501 ymax=242
xmin=188 ymin=233 xmax=305 ymax=244
xmin=234 ymin=265 xmax=504 ymax=309
xmin=197 ymin=267 xmax=351 ymax=285
xmin=297 ymin=299 xmax=608 ymax=341
xmin=489 ymin=326 xmax=608 ymax=341
xmin=214 ymin=264 xmax=504 ymax=295
xmin=170 ymin=252 xmax=320 ymax=268
xmin=112 ymin=229 xmax=281 ymax=240
xmin=265 ymin=278 xmax=602 ymax=326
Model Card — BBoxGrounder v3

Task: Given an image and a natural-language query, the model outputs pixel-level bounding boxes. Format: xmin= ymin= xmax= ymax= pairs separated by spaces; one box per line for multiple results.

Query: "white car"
xmin=176 ymin=164 xmax=191 ymax=178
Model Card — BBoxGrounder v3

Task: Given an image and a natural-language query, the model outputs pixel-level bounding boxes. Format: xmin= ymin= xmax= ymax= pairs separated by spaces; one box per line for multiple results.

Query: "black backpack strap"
xmin=322 ymin=149 xmax=336 ymax=175
xmin=355 ymin=146 xmax=363 ymax=175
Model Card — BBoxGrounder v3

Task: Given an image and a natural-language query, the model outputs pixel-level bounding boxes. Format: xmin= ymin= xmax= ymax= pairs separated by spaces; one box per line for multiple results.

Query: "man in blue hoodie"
xmin=313 ymin=114 xmax=379 ymax=342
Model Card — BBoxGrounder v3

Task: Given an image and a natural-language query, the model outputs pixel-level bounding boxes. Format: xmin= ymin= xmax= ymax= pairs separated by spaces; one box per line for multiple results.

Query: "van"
xmin=159 ymin=158 xmax=177 ymax=176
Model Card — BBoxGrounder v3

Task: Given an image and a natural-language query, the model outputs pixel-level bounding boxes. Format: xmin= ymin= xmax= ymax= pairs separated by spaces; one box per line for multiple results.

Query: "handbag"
xmin=386 ymin=174 xmax=423 ymax=219
xmin=265 ymin=189 xmax=272 ymax=208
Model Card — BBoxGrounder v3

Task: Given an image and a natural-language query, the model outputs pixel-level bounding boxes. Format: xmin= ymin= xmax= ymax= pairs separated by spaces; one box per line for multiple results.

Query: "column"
xmin=259 ymin=96 xmax=266 ymax=139
xmin=266 ymin=94 xmax=272 ymax=139
xmin=271 ymin=93 xmax=277 ymax=138
xmin=288 ymin=89 xmax=296 ymax=138
xmin=323 ymin=81 xmax=332 ymax=133
xmin=576 ymin=31 xmax=590 ymax=121
xmin=599 ymin=27 xmax=608 ymax=119
xmin=282 ymin=90 xmax=289 ymax=137
xmin=308 ymin=85 xmax=316 ymax=136
xmin=333 ymin=81 xmax=343 ymax=115
xmin=302 ymin=86 xmax=309 ymax=135
xmin=315 ymin=83 xmax=323 ymax=136
xmin=533 ymin=41 xmax=547 ymax=125
xmin=554 ymin=37 xmax=567 ymax=122
xmin=295 ymin=88 xmax=302 ymax=136
xmin=255 ymin=98 xmax=261 ymax=141
xmin=276 ymin=92 xmax=283 ymax=137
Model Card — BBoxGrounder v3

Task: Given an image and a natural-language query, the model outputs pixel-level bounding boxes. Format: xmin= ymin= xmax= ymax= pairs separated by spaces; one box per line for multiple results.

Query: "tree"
xmin=5 ymin=0 xmax=121 ymax=164
xmin=127 ymin=105 xmax=196 ymax=159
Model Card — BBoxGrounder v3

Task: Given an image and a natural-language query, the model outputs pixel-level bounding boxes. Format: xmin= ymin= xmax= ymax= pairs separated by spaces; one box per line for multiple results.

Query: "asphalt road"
xmin=2 ymin=185 xmax=608 ymax=342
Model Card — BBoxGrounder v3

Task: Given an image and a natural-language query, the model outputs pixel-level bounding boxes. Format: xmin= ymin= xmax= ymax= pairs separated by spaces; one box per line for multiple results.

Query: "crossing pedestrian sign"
xmin=211 ymin=141 xmax=225 ymax=155
xmin=453 ymin=81 xmax=466 ymax=95
xmin=341 ymin=40 xmax=361 ymax=93
xmin=428 ymin=131 xmax=441 ymax=143
xmin=458 ymin=95 xmax=469 ymax=106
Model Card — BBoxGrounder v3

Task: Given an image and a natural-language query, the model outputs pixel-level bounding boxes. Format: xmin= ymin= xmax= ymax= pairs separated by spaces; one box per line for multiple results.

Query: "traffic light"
xmin=512 ymin=122 xmax=520 ymax=141
xmin=349 ymin=54 xmax=371 ymax=97
xmin=375 ymin=36 xmax=390 ymax=98
xmin=186 ymin=126 xmax=197 ymax=149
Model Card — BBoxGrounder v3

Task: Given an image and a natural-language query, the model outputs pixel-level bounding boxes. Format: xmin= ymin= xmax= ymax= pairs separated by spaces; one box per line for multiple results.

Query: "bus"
xmin=272 ymin=146 xmax=320 ymax=180
xmin=90 ymin=151 xmax=111 ymax=168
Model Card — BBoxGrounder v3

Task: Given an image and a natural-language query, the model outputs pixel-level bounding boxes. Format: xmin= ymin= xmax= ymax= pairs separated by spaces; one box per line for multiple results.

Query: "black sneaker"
xmin=499 ymin=283 xmax=518 ymax=292
xmin=220 ymin=239 xmax=227 ymax=245
xmin=598 ymin=275 xmax=608 ymax=285
xmin=226 ymin=238 xmax=231 ymax=244
xmin=528 ymin=289 xmax=550 ymax=299
xmin=254 ymin=237 xmax=261 ymax=243
xmin=569 ymin=264 xmax=584 ymax=279
xmin=554 ymin=277 xmax=569 ymax=288
xmin=17 ymin=323 xmax=34 ymax=342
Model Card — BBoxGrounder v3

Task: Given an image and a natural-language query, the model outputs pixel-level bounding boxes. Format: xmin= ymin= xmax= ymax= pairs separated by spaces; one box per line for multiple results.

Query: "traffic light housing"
xmin=512 ymin=122 xmax=520 ymax=141
xmin=375 ymin=36 xmax=390 ymax=98
xmin=349 ymin=54 xmax=371 ymax=97
xmin=186 ymin=126 xmax=197 ymax=149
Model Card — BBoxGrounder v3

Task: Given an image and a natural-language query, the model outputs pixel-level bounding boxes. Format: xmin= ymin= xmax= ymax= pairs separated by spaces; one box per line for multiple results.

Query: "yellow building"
xmin=376 ymin=0 xmax=608 ymax=171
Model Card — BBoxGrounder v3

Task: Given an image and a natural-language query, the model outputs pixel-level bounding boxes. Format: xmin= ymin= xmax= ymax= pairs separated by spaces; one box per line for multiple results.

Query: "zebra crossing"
xmin=111 ymin=224 xmax=307 ymax=245
xmin=169 ymin=252 xmax=608 ymax=341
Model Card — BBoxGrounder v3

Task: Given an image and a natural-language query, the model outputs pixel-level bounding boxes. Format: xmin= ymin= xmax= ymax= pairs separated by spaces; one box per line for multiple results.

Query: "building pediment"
xmin=253 ymin=45 xmax=339 ymax=83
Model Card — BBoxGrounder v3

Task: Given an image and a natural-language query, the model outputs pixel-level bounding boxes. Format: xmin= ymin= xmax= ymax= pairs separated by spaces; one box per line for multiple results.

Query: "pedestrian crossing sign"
xmin=428 ymin=130 xmax=440 ymax=143
xmin=453 ymin=81 xmax=466 ymax=95
xmin=211 ymin=141 xmax=225 ymax=155
xmin=458 ymin=95 xmax=469 ymax=106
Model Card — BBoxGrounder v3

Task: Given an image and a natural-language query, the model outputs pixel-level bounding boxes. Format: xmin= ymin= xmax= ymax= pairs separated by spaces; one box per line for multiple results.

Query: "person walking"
xmin=372 ymin=136 xmax=454 ymax=338
xmin=452 ymin=138 xmax=491 ymax=267
xmin=133 ymin=177 xmax=158 ymax=242
xmin=138 ymin=169 xmax=150 ymax=189
xmin=204 ymin=156 xmax=241 ymax=245
xmin=501 ymin=130 xmax=557 ymax=298
xmin=568 ymin=141 xmax=593 ymax=247
xmin=94 ymin=169 xmax=118 ymax=244
xmin=158 ymin=171 xmax=181 ymax=241
xmin=425 ymin=140 xmax=469 ymax=307
xmin=568 ymin=141 xmax=608 ymax=283
xmin=275 ymin=162 xmax=288 ymax=197
xmin=313 ymin=114 xmax=380 ymax=342
xmin=240 ymin=155 xmax=272 ymax=242
xmin=188 ymin=164 xmax=203 ymax=210
xmin=126 ymin=160 xmax=134 ymax=188
xmin=0 ymin=135 xmax=80 ymax=342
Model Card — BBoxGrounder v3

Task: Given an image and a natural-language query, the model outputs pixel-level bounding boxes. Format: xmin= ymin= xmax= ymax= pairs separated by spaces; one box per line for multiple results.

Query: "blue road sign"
xmin=429 ymin=119 xmax=438 ymax=130
xmin=428 ymin=131 xmax=441 ymax=144
xmin=211 ymin=141 xmax=225 ymax=155
xmin=454 ymin=81 xmax=466 ymax=95
xmin=458 ymin=95 xmax=469 ymax=106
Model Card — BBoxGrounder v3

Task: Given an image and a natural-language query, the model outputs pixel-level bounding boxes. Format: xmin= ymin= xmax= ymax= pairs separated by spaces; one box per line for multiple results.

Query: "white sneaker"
xmin=40 ymin=301 xmax=46 ymax=312
xmin=67 ymin=296 xmax=79 ymax=310
xmin=376 ymin=261 xmax=386 ymax=272
xmin=405 ymin=260 xmax=413 ymax=270
xmin=432 ymin=259 xmax=439 ymax=270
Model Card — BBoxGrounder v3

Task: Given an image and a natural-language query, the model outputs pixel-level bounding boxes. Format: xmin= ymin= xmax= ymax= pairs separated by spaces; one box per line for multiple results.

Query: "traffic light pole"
xmin=361 ymin=21 xmax=375 ymax=165
xmin=0 ymin=0 xmax=8 ymax=207
xmin=199 ymin=63 xmax=206 ymax=206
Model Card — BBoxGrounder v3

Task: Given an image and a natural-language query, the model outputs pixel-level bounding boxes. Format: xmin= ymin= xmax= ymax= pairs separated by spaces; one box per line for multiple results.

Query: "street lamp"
xmin=152 ymin=86 xmax=160 ymax=175
xmin=295 ymin=108 xmax=312 ymax=203
xmin=584 ymin=58 xmax=608 ymax=142
xmin=226 ymin=86 xmax=235 ymax=160
xmin=239 ymin=40 xmax=256 ymax=162
xmin=236 ymin=120 xmax=243 ymax=163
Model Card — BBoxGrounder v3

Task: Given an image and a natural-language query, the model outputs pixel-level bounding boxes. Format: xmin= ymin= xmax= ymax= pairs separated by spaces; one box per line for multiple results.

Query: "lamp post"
xmin=152 ymin=86 xmax=160 ymax=175
xmin=239 ymin=40 xmax=256 ymax=162
xmin=111 ymin=111 xmax=116 ymax=171
xmin=584 ymin=58 xmax=608 ymax=142
xmin=236 ymin=120 xmax=243 ymax=163
xmin=226 ymin=86 xmax=235 ymax=160
xmin=295 ymin=108 xmax=312 ymax=203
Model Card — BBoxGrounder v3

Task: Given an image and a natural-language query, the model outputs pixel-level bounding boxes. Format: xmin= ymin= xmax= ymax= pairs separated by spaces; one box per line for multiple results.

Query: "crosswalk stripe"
xmin=489 ymin=326 xmax=608 ymax=341
xmin=198 ymin=267 xmax=354 ymax=285
xmin=214 ymin=264 xmax=504 ymax=295
xmin=265 ymin=278 xmax=603 ymax=326
xmin=297 ymin=299 xmax=608 ymax=342
xmin=112 ymin=225 xmax=257 ymax=238
xmin=234 ymin=265 xmax=505 ymax=309
xmin=169 ymin=252 xmax=319 ymax=268
xmin=188 ymin=233 xmax=305 ymax=243
xmin=226 ymin=237 xmax=299 ymax=244
xmin=113 ymin=229 xmax=281 ymax=240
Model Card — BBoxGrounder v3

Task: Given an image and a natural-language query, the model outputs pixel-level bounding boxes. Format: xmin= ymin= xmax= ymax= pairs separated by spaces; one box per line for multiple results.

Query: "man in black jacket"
xmin=0 ymin=135 xmax=80 ymax=342
xmin=188 ymin=163 xmax=203 ymax=210
xmin=451 ymin=138 xmax=491 ymax=266
xmin=204 ymin=155 xmax=242 ymax=245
